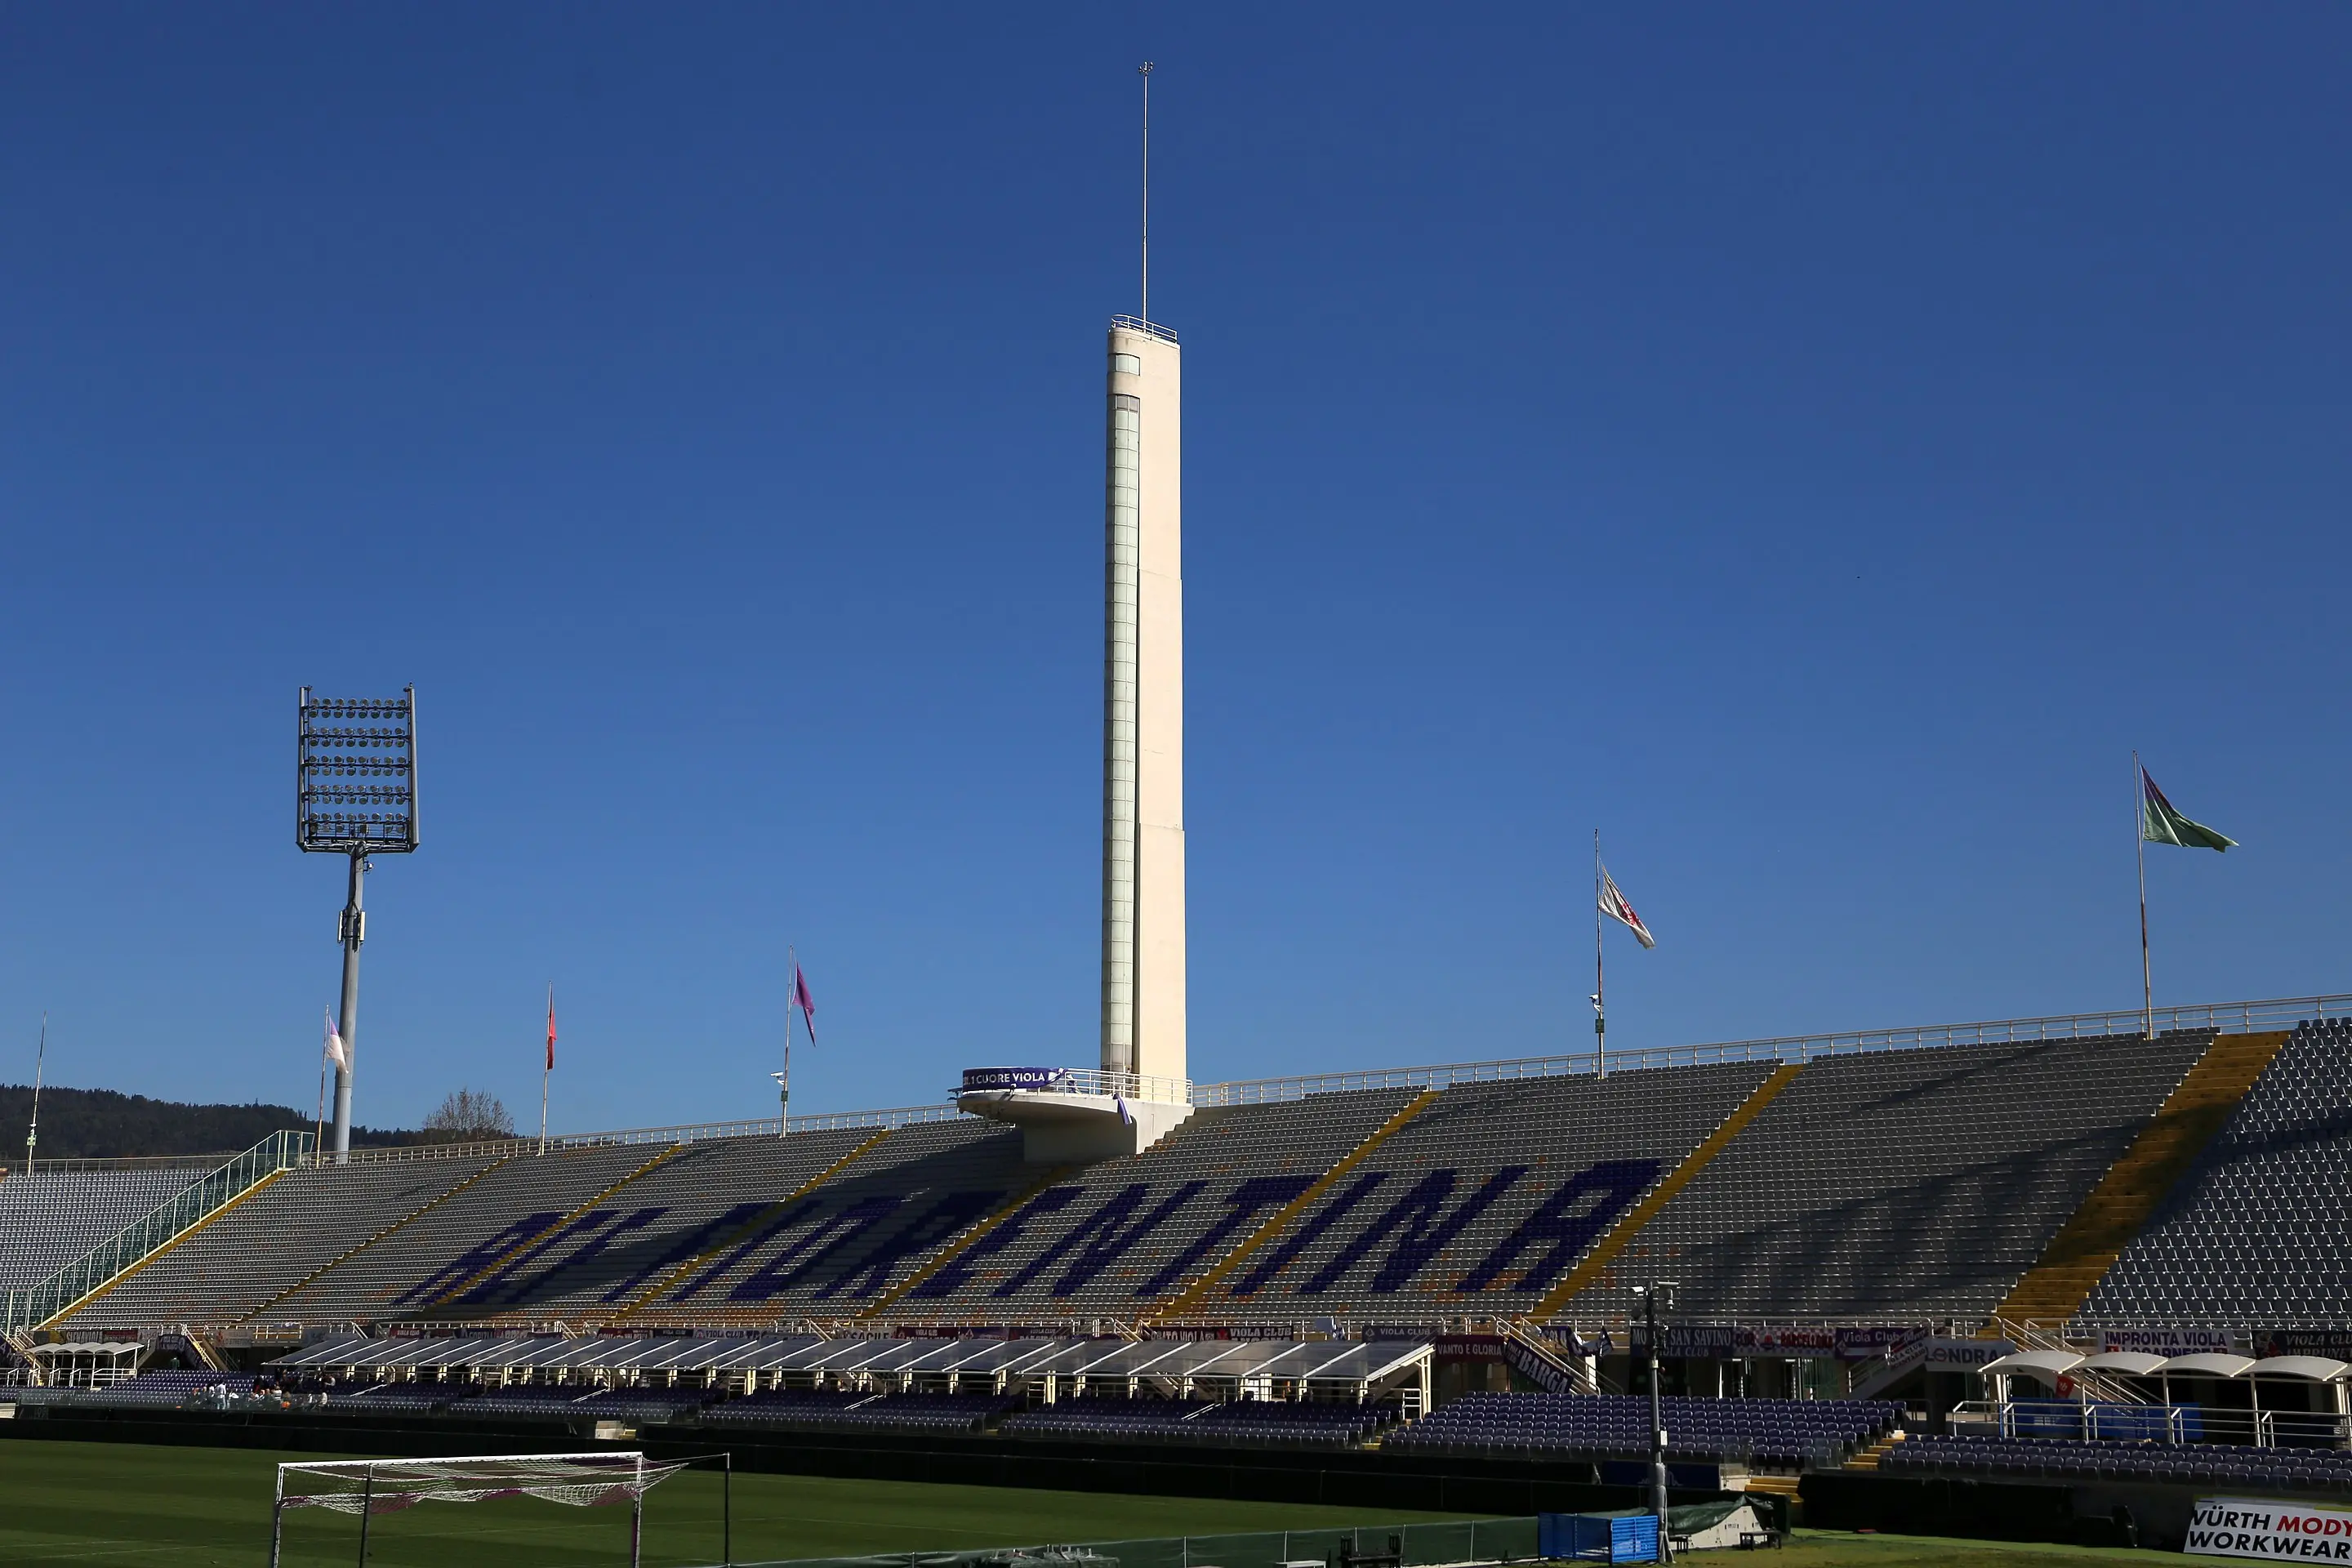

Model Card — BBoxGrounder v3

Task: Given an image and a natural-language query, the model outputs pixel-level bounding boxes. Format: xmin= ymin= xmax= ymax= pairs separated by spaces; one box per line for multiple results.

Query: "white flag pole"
xmin=1593 ymin=830 xmax=1606 ymax=1080
xmin=2136 ymin=751 xmax=2154 ymax=1041
xmin=782 ymin=943 xmax=795 ymax=1134
xmin=539 ymin=983 xmax=552 ymax=1156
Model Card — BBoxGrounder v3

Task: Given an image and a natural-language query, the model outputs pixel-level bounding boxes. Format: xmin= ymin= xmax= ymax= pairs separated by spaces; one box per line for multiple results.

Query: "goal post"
xmin=270 ymin=1451 xmax=697 ymax=1568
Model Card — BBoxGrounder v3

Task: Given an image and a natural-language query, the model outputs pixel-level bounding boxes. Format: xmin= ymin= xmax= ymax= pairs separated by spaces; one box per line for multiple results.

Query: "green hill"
xmin=0 ymin=1083 xmax=414 ymax=1162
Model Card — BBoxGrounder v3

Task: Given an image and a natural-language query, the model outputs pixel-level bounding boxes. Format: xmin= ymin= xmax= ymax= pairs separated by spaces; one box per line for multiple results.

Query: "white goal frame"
xmin=270 ymin=1450 xmax=693 ymax=1568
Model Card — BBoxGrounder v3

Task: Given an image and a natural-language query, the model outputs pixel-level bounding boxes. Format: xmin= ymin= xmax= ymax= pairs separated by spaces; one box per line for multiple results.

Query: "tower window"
xmin=1111 ymin=353 xmax=1142 ymax=377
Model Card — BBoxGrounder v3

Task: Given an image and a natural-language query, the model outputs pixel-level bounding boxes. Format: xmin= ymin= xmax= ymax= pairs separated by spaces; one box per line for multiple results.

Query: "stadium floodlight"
xmin=1633 ymin=1280 xmax=1680 ymax=1561
xmin=296 ymin=687 xmax=419 ymax=1162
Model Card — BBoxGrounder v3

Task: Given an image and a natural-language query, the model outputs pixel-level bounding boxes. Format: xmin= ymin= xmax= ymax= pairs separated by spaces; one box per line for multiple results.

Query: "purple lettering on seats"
xmin=1454 ymin=1159 xmax=1661 ymax=1293
xmin=991 ymin=1182 xmax=1209 ymax=1298
xmin=1135 ymin=1174 xmax=1317 ymax=1297
xmin=905 ymin=1186 xmax=1084 ymax=1299
xmin=1299 ymin=1166 xmax=1530 ymax=1294
xmin=497 ymin=1206 xmax=668 ymax=1303
xmin=394 ymin=1213 xmax=563 ymax=1306
xmin=728 ymin=1194 xmax=906 ymax=1302
xmin=451 ymin=1208 xmax=619 ymax=1305
xmin=1229 ymin=1170 xmax=1390 ymax=1298
xmin=595 ymin=1201 xmax=773 ymax=1303
xmin=812 ymin=1189 xmax=1007 ymax=1300
xmin=666 ymin=1196 xmax=825 ymax=1301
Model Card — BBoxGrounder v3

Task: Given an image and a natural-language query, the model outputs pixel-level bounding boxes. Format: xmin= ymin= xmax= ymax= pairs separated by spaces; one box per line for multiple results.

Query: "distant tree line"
xmin=0 ymin=1083 xmax=423 ymax=1163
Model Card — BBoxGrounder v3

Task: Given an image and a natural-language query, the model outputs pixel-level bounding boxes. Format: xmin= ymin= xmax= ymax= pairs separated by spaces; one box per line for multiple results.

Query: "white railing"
xmin=59 ymin=988 xmax=2329 ymax=1178
xmin=0 ymin=1152 xmax=234 ymax=1178
xmin=1950 ymin=1399 xmax=2350 ymax=1450
xmin=956 ymin=1067 xmax=1192 ymax=1105
xmin=318 ymin=1103 xmax=963 ymax=1167
xmin=1108 ymin=314 xmax=1179 ymax=345
xmin=1191 ymin=991 xmax=2352 ymax=1107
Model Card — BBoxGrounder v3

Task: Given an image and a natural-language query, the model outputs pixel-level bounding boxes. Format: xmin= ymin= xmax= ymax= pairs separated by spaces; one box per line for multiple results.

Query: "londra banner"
xmin=2187 ymin=1498 xmax=2352 ymax=1561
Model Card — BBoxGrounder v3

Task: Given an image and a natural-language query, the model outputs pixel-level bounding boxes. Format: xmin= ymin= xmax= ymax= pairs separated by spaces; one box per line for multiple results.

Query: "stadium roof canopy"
xmin=1979 ymin=1350 xmax=2082 ymax=1380
xmin=2242 ymin=1355 xmax=2351 ymax=1383
xmin=2155 ymin=1353 xmax=2257 ymax=1379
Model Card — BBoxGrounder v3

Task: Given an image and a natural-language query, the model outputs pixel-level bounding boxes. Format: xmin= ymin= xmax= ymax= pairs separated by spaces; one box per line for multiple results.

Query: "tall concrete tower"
xmin=1101 ymin=318 xmax=1185 ymax=1091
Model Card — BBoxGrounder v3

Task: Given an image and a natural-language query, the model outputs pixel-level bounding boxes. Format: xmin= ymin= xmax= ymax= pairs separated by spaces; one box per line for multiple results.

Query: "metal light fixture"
xmin=297 ymin=687 xmax=420 ymax=1160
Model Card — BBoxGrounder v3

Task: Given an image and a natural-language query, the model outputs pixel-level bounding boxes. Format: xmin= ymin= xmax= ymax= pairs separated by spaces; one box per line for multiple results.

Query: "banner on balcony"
xmin=1834 ymin=1326 xmax=1931 ymax=1361
xmin=959 ymin=1067 xmax=1080 ymax=1094
xmin=2101 ymin=1328 xmax=2247 ymax=1356
xmin=1914 ymin=1338 xmax=2013 ymax=1371
xmin=1735 ymin=1325 xmax=1837 ymax=1356
xmin=2186 ymin=1498 xmax=2352 ymax=1562
xmin=2256 ymin=1330 xmax=2352 ymax=1361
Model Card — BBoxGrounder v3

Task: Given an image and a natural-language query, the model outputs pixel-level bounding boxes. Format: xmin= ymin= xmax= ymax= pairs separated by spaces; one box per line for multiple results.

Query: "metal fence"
xmin=736 ymin=1518 xmax=1541 ymax=1568
xmin=1 ymin=1129 xmax=311 ymax=1332
xmin=323 ymin=1104 xmax=964 ymax=1167
xmin=1192 ymin=991 xmax=2352 ymax=1107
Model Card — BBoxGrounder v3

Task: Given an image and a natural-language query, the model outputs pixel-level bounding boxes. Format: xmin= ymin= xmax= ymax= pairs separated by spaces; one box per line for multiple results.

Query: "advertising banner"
xmin=2102 ymin=1327 xmax=2246 ymax=1356
xmin=1735 ymin=1325 xmax=1838 ymax=1356
xmin=1835 ymin=1326 xmax=1931 ymax=1361
xmin=1628 ymin=1325 xmax=1739 ymax=1356
xmin=2256 ymin=1331 xmax=2352 ymax=1361
xmin=1916 ymin=1338 xmax=2011 ymax=1371
xmin=2187 ymin=1498 xmax=2352 ymax=1561
xmin=959 ymin=1067 xmax=1079 ymax=1093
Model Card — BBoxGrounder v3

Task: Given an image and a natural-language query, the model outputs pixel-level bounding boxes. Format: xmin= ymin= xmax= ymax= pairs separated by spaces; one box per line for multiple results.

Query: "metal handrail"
xmin=956 ymin=1067 xmax=1192 ymax=1105
xmin=0 ymin=1153 xmax=236 ymax=1178
xmin=2 ymin=1130 xmax=312 ymax=1332
xmin=1108 ymin=314 xmax=1179 ymax=345
xmin=1191 ymin=991 xmax=2351 ymax=1107
xmin=318 ymin=1103 xmax=964 ymax=1167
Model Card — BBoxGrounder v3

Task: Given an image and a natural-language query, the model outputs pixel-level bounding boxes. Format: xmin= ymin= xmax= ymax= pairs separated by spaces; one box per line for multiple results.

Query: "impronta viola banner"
xmin=2186 ymin=1498 xmax=2352 ymax=1561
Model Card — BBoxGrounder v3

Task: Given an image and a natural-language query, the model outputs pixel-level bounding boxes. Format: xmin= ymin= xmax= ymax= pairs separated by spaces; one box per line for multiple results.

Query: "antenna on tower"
xmin=1138 ymin=60 xmax=1153 ymax=325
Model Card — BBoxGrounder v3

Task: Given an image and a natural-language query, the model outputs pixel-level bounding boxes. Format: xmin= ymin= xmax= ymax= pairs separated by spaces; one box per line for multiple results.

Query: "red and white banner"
xmin=2188 ymin=1499 xmax=2352 ymax=1562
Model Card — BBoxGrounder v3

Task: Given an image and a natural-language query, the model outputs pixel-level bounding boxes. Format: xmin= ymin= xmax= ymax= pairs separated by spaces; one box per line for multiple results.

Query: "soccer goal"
xmin=270 ymin=1450 xmax=706 ymax=1568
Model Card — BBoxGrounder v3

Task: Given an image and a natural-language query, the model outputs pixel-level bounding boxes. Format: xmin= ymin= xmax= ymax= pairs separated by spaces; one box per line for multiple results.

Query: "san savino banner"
xmin=2189 ymin=1498 xmax=2352 ymax=1561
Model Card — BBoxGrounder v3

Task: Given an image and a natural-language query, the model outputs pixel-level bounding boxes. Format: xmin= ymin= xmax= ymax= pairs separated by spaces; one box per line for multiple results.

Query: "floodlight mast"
xmin=296 ymin=688 xmax=420 ymax=1163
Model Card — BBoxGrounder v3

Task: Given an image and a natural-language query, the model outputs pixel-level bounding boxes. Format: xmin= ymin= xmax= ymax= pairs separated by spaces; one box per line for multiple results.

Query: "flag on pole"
xmin=792 ymin=965 xmax=817 ymax=1045
xmin=323 ymin=1009 xmax=348 ymax=1075
xmin=2141 ymin=767 xmax=2236 ymax=852
xmin=546 ymin=988 xmax=557 ymax=1071
xmin=1598 ymin=866 xmax=1657 ymax=949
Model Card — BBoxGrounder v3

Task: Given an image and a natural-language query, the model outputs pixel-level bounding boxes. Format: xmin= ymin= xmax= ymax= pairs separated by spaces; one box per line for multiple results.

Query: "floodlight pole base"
xmin=331 ymin=850 xmax=366 ymax=1164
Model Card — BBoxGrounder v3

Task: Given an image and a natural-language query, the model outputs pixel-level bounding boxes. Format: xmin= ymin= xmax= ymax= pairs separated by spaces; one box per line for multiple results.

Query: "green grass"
xmin=0 ymin=1439 xmax=1463 ymax=1567
xmin=1773 ymin=1531 xmax=2183 ymax=1568
xmin=0 ymin=1439 xmax=2192 ymax=1568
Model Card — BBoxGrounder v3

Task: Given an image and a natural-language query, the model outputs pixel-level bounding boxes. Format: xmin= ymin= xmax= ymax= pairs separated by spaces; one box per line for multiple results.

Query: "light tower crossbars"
xmin=296 ymin=687 xmax=420 ymax=1162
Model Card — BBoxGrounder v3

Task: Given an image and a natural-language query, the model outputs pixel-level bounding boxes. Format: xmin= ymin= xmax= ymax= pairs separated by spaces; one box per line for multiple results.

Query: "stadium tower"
xmin=957 ymin=68 xmax=1192 ymax=1159
xmin=1100 ymin=314 xmax=1185 ymax=1094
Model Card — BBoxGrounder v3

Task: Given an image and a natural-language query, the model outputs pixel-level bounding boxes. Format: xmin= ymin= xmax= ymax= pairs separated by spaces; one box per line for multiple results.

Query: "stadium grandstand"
xmin=7 ymin=991 xmax=2352 ymax=1548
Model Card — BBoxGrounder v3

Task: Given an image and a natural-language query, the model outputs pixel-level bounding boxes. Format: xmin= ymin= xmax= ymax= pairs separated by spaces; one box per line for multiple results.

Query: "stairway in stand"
xmin=1743 ymin=1473 xmax=1802 ymax=1497
xmin=1842 ymin=1434 xmax=1902 ymax=1472
xmin=1991 ymin=1029 xmax=2289 ymax=1327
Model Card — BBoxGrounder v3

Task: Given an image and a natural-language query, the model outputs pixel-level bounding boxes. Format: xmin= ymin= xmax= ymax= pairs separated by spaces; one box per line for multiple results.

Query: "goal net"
xmin=271 ymin=1452 xmax=692 ymax=1567
xmin=277 ymin=1451 xmax=686 ymax=1512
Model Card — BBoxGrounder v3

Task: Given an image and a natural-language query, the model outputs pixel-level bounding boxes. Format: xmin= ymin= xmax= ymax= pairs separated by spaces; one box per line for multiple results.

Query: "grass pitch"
xmin=0 ymin=1438 xmax=1458 ymax=1566
xmin=0 ymin=1437 xmax=2190 ymax=1568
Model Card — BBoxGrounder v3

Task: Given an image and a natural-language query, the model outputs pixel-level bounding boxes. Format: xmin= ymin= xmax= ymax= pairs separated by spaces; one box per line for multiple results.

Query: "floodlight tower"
xmin=296 ymin=688 xmax=419 ymax=1161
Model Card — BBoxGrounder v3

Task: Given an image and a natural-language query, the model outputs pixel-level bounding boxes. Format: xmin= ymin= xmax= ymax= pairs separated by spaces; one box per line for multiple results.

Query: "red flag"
xmin=546 ymin=987 xmax=557 ymax=1072
xmin=792 ymin=966 xmax=817 ymax=1045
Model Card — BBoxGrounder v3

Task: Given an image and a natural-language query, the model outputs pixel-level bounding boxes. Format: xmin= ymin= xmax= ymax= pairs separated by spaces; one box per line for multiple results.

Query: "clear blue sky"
xmin=2 ymin=4 xmax=2345 ymax=1134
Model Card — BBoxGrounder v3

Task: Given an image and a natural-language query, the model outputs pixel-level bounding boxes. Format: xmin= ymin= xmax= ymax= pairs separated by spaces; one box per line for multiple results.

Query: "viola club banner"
xmin=2188 ymin=1499 xmax=2352 ymax=1561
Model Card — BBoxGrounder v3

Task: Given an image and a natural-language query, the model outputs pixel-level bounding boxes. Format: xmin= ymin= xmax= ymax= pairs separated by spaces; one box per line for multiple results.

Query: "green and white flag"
xmin=2142 ymin=767 xmax=2236 ymax=852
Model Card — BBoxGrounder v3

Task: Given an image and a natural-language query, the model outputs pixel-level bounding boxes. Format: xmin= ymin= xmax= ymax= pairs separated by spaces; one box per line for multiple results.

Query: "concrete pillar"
xmin=1102 ymin=322 xmax=1186 ymax=1089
